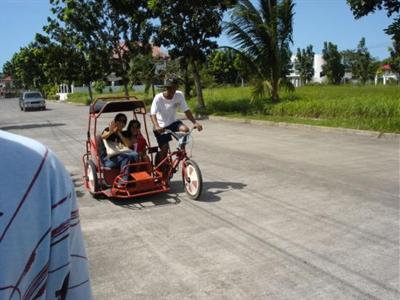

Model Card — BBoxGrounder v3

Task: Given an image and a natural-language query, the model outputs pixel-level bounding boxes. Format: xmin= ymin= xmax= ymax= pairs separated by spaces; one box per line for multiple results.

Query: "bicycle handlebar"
xmin=164 ymin=128 xmax=195 ymax=141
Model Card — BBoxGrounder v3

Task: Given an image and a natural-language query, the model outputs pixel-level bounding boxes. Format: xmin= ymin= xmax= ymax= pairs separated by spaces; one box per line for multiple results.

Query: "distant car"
xmin=19 ymin=91 xmax=46 ymax=111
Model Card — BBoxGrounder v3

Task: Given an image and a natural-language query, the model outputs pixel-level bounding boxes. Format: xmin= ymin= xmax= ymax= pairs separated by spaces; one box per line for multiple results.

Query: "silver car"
xmin=19 ymin=91 xmax=46 ymax=111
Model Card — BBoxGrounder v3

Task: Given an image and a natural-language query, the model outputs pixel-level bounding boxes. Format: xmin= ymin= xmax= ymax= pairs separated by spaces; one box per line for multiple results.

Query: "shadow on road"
xmin=198 ymin=181 xmax=247 ymax=202
xmin=108 ymin=181 xmax=183 ymax=210
xmin=71 ymin=169 xmax=247 ymax=208
xmin=0 ymin=122 xmax=65 ymax=131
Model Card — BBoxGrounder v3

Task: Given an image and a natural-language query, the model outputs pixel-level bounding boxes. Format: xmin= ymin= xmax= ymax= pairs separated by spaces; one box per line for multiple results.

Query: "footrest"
xmin=132 ymin=171 xmax=152 ymax=181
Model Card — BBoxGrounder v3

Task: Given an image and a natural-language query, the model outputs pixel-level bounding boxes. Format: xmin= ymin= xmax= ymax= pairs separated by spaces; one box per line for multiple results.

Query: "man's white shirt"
xmin=150 ymin=91 xmax=189 ymax=127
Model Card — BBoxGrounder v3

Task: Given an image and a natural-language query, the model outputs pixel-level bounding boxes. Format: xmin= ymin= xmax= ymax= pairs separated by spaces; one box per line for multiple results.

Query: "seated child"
xmin=124 ymin=119 xmax=149 ymax=162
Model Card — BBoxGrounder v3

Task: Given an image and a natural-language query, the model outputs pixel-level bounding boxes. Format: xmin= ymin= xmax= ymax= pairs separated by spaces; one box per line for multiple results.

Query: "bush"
xmin=93 ymin=81 xmax=106 ymax=94
xmin=41 ymin=84 xmax=58 ymax=98
xmin=47 ymin=94 xmax=60 ymax=100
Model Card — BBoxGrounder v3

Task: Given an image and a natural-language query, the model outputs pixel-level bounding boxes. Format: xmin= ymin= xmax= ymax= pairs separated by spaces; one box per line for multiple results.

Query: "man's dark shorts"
xmin=154 ymin=120 xmax=183 ymax=147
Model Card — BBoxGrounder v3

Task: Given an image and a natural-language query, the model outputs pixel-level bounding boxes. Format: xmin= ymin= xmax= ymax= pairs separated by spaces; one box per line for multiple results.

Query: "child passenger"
xmin=124 ymin=119 xmax=148 ymax=161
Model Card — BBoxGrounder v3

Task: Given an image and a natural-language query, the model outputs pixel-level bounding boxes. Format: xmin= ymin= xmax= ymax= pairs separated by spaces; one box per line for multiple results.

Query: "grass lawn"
xmin=67 ymin=91 xmax=153 ymax=105
xmin=188 ymin=85 xmax=400 ymax=133
xmin=65 ymin=85 xmax=399 ymax=133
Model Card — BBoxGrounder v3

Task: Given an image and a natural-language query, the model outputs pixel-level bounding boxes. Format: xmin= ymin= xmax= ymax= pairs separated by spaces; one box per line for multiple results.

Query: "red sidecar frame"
xmin=82 ymin=96 xmax=169 ymax=199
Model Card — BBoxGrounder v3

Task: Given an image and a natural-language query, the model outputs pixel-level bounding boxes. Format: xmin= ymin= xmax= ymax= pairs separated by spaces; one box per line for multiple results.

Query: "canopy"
xmin=90 ymin=97 xmax=146 ymax=115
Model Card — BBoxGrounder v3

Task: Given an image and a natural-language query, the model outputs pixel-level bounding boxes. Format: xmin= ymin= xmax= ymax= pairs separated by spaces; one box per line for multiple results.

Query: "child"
xmin=125 ymin=119 xmax=148 ymax=161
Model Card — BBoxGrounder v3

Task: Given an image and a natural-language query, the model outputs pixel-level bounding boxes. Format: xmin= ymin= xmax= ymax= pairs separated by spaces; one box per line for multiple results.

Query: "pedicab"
xmin=82 ymin=96 xmax=203 ymax=200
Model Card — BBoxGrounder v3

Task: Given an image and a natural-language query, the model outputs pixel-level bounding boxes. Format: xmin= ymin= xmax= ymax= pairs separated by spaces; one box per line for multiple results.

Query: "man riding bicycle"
xmin=150 ymin=77 xmax=203 ymax=165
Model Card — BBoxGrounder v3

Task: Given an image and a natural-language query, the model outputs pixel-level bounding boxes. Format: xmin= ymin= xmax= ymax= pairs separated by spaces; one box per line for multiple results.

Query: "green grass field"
xmin=67 ymin=91 xmax=153 ymax=105
xmin=187 ymin=85 xmax=400 ymax=133
xmin=65 ymin=85 xmax=399 ymax=133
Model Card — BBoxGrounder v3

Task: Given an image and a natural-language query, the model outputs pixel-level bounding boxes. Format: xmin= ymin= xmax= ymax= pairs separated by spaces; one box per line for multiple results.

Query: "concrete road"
xmin=1 ymin=98 xmax=399 ymax=299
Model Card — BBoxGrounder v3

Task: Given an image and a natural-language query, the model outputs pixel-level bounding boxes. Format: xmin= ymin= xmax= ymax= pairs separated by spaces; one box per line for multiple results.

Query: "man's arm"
xmin=150 ymin=95 xmax=164 ymax=133
xmin=117 ymin=131 xmax=131 ymax=147
xmin=184 ymin=110 xmax=203 ymax=131
xmin=179 ymin=92 xmax=202 ymax=131
xmin=101 ymin=121 xmax=117 ymax=139
xmin=101 ymin=129 xmax=112 ymax=139
xmin=150 ymin=114 xmax=164 ymax=133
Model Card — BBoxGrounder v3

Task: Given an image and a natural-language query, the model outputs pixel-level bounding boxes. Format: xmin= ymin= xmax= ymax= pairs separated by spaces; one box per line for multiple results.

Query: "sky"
xmin=0 ymin=0 xmax=395 ymax=72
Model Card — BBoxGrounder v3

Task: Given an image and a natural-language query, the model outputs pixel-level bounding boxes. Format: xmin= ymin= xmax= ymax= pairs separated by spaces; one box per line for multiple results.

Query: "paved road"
xmin=1 ymin=98 xmax=399 ymax=300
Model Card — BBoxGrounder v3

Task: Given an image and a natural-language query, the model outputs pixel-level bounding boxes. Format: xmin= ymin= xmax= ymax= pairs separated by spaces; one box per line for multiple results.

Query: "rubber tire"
xmin=87 ymin=159 xmax=100 ymax=197
xmin=182 ymin=159 xmax=203 ymax=200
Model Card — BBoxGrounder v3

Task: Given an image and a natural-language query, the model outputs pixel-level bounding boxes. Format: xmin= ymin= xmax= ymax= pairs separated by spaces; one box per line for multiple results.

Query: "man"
xmin=150 ymin=77 xmax=203 ymax=163
xmin=99 ymin=113 xmax=138 ymax=186
xmin=0 ymin=130 xmax=92 ymax=299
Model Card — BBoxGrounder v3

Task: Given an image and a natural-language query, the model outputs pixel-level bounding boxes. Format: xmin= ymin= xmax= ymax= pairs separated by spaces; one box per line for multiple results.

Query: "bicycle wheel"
xmin=182 ymin=159 xmax=203 ymax=200
xmin=86 ymin=159 xmax=100 ymax=198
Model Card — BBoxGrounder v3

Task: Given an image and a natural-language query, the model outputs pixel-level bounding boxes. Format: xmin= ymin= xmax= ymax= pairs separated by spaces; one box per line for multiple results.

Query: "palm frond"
xmin=223 ymin=21 xmax=263 ymax=61
xmin=237 ymin=0 xmax=261 ymax=19
xmin=260 ymin=0 xmax=276 ymax=24
xmin=224 ymin=0 xmax=294 ymax=104
xmin=277 ymin=0 xmax=294 ymax=44
xmin=250 ymin=78 xmax=272 ymax=103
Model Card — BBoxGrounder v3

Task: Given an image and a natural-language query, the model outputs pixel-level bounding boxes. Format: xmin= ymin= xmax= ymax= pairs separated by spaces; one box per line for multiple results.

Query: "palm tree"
xmin=224 ymin=0 xmax=294 ymax=103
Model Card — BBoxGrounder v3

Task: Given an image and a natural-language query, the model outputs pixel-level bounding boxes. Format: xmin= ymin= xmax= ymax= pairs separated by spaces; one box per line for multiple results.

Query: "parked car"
xmin=19 ymin=91 xmax=46 ymax=111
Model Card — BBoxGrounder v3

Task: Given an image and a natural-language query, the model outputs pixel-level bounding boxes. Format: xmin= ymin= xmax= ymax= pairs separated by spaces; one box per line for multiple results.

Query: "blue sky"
xmin=0 ymin=0 xmax=394 ymax=71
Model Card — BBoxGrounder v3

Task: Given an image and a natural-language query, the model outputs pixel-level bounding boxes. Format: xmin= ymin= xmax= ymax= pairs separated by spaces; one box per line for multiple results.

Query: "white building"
xmin=288 ymin=54 xmax=326 ymax=87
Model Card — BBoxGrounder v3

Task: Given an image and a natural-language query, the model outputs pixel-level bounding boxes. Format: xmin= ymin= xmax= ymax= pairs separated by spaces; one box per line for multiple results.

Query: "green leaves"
xmin=322 ymin=42 xmax=345 ymax=84
xmin=225 ymin=0 xmax=294 ymax=103
xmin=295 ymin=45 xmax=314 ymax=84
xmin=347 ymin=0 xmax=400 ymax=42
xmin=151 ymin=1 xmax=236 ymax=107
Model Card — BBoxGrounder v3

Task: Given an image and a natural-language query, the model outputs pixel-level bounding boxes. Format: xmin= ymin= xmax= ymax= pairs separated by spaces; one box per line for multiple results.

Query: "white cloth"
xmin=0 ymin=130 xmax=92 ymax=300
xmin=150 ymin=91 xmax=189 ymax=128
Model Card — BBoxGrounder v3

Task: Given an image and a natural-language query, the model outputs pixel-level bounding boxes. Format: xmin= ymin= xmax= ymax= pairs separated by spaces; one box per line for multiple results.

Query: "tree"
xmin=33 ymin=34 xmax=85 ymax=90
xmin=130 ymin=53 xmax=161 ymax=97
xmin=46 ymin=0 xmax=153 ymax=100
xmin=106 ymin=0 xmax=154 ymax=96
xmin=353 ymin=37 xmax=375 ymax=83
xmin=2 ymin=58 xmax=20 ymax=88
xmin=342 ymin=38 xmax=376 ymax=83
xmin=295 ymin=45 xmax=315 ymax=84
xmin=208 ymin=49 xmax=238 ymax=85
xmin=341 ymin=49 xmax=357 ymax=73
xmin=224 ymin=0 xmax=295 ymax=103
xmin=388 ymin=39 xmax=400 ymax=73
xmin=347 ymin=0 xmax=400 ymax=42
xmin=2 ymin=61 xmax=13 ymax=76
xmin=46 ymin=0 xmax=112 ymax=101
xmin=322 ymin=42 xmax=345 ymax=84
xmin=4 ymin=45 xmax=48 ymax=90
xmin=150 ymin=0 xmax=236 ymax=110
xmin=233 ymin=53 xmax=252 ymax=87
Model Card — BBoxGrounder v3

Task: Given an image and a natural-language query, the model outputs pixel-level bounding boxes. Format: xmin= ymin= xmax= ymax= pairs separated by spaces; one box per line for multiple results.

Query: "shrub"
xmin=41 ymin=84 xmax=58 ymax=98
xmin=93 ymin=81 xmax=106 ymax=94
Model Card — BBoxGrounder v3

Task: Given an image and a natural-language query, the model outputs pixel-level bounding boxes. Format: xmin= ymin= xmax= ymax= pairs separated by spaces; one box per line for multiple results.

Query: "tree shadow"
xmin=197 ymin=181 xmax=247 ymax=202
xmin=0 ymin=122 xmax=64 ymax=131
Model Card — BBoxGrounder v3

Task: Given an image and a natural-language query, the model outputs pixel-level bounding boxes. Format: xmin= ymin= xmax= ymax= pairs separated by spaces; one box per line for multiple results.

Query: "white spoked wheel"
xmin=86 ymin=160 xmax=99 ymax=196
xmin=182 ymin=159 xmax=203 ymax=200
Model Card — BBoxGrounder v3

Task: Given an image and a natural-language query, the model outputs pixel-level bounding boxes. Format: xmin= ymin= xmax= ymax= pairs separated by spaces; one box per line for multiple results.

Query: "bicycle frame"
xmin=153 ymin=147 xmax=187 ymax=179
xmin=153 ymin=129 xmax=193 ymax=180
